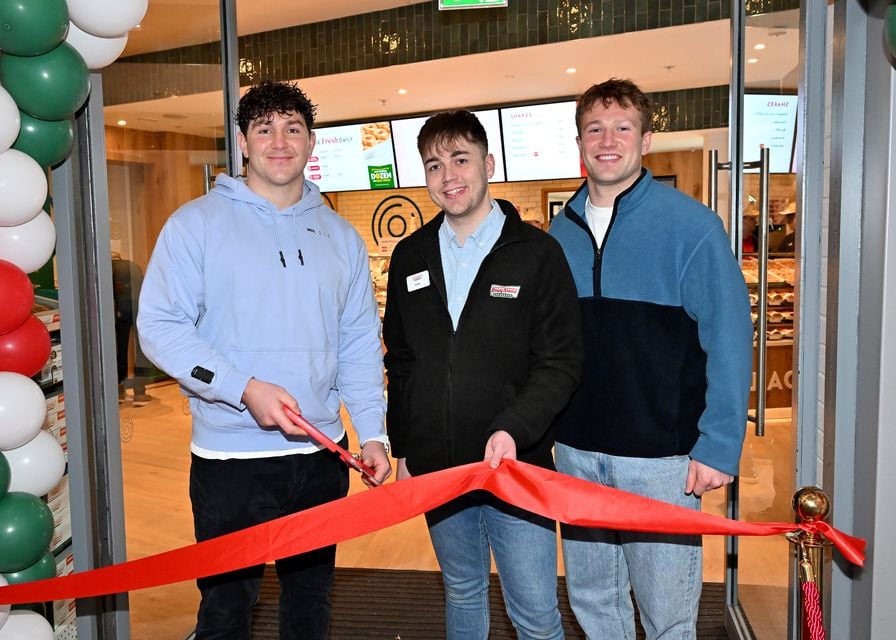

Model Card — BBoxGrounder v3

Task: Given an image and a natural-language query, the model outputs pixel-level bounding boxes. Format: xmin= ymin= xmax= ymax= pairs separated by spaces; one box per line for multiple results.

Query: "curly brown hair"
xmin=235 ymin=80 xmax=318 ymax=135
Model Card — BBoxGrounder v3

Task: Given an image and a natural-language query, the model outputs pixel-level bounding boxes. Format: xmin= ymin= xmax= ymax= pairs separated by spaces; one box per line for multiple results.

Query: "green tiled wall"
xmin=102 ymin=0 xmax=794 ymax=132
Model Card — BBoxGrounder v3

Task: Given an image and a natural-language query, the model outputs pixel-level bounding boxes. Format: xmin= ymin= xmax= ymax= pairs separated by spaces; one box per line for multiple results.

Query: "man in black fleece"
xmin=383 ymin=110 xmax=582 ymax=640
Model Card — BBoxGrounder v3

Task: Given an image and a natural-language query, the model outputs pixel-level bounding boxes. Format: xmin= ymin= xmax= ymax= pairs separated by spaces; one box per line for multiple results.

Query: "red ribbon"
xmin=0 ymin=460 xmax=865 ymax=605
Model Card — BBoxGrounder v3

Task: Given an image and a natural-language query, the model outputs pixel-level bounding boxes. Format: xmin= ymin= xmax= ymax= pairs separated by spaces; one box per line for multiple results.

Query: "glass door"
xmin=99 ymin=2 xmax=228 ymax=637
xmin=719 ymin=4 xmax=802 ymax=639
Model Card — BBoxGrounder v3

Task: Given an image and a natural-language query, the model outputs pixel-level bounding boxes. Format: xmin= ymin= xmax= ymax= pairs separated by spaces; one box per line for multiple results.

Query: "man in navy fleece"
xmin=549 ymin=78 xmax=753 ymax=640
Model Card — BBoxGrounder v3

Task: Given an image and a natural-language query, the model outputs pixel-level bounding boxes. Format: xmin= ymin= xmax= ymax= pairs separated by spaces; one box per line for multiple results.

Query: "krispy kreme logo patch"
xmin=489 ymin=284 xmax=521 ymax=299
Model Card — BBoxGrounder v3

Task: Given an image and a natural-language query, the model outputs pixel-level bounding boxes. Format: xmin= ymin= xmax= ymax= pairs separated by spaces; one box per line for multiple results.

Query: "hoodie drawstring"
xmin=271 ymin=208 xmax=287 ymax=268
xmin=271 ymin=205 xmax=306 ymax=268
xmin=291 ymin=213 xmax=305 ymax=266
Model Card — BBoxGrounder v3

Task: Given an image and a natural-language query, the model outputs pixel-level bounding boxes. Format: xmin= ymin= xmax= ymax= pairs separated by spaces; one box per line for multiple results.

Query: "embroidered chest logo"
xmin=489 ymin=284 xmax=521 ymax=299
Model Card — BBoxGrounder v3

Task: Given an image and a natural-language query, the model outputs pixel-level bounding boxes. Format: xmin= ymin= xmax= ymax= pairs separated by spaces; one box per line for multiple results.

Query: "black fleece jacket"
xmin=383 ymin=200 xmax=582 ymax=476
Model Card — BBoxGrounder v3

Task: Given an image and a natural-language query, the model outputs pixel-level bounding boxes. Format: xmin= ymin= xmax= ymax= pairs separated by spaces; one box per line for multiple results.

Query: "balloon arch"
xmin=0 ymin=0 xmax=148 ymax=636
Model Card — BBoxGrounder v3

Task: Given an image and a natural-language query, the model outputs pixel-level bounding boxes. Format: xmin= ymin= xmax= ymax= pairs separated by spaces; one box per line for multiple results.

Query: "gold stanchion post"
xmin=786 ymin=487 xmax=833 ymax=640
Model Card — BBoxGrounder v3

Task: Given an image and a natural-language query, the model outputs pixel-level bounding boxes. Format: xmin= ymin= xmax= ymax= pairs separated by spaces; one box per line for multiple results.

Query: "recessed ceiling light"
xmin=565 ymin=67 xmax=577 ymax=74
xmin=117 ymin=119 xmax=127 ymax=126
xmin=754 ymin=43 xmax=766 ymax=50
xmin=397 ymin=88 xmax=408 ymax=95
xmin=747 ymin=58 xmax=759 ymax=64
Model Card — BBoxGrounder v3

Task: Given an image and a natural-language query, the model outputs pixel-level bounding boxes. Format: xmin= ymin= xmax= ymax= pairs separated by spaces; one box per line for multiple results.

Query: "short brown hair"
xmin=417 ymin=110 xmax=488 ymax=158
xmin=575 ymin=78 xmax=651 ymax=135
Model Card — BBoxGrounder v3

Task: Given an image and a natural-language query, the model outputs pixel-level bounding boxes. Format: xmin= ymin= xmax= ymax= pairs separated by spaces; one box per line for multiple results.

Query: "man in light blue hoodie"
xmin=137 ymin=80 xmax=391 ymax=640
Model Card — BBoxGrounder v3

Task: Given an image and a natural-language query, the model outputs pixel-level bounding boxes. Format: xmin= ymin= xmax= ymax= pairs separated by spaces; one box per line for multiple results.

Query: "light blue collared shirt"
xmin=438 ymin=201 xmax=506 ymax=329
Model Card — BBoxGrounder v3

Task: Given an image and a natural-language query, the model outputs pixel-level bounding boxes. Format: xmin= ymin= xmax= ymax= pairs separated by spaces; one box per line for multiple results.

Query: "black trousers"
xmin=189 ymin=441 xmax=350 ymax=639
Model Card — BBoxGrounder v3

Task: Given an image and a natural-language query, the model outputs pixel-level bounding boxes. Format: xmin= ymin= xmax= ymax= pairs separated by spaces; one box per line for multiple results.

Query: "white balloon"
xmin=4 ymin=430 xmax=65 ymax=497
xmin=0 ymin=150 xmax=47 ymax=227
xmin=0 ymin=87 xmax=20 ymax=154
xmin=0 ymin=610 xmax=54 ymax=639
xmin=0 ymin=575 xmax=8 ymax=629
xmin=65 ymin=22 xmax=129 ymax=70
xmin=0 ymin=373 xmax=47 ymax=450
xmin=67 ymin=0 xmax=148 ymax=39
xmin=0 ymin=211 xmax=56 ymax=274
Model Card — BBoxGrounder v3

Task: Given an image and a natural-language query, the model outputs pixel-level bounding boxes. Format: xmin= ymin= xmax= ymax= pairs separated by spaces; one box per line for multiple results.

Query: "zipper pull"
xmin=279 ymin=251 xmax=286 ymax=268
xmin=298 ymin=249 xmax=304 ymax=266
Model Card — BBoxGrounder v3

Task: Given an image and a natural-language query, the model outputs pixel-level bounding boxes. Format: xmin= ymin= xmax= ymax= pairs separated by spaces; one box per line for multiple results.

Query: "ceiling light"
xmin=754 ymin=43 xmax=766 ymax=50
xmin=565 ymin=67 xmax=577 ymax=74
xmin=117 ymin=119 xmax=127 ymax=126
xmin=747 ymin=58 xmax=759 ymax=64
xmin=397 ymin=88 xmax=408 ymax=95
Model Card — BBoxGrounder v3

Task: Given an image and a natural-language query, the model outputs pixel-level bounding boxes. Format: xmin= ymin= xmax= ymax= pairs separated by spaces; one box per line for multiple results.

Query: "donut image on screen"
xmin=361 ymin=122 xmax=391 ymax=150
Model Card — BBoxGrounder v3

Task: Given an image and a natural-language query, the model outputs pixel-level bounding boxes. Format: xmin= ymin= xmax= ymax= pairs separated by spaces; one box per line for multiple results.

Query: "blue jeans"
xmin=425 ymin=490 xmax=564 ymax=640
xmin=555 ymin=444 xmax=701 ymax=640
xmin=190 ymin=442 xmax=349 ymax=640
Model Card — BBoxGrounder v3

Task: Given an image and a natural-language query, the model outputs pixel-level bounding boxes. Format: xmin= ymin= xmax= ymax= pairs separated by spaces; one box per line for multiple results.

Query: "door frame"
xmin=723 ymin=1 xmax=829 ymax=638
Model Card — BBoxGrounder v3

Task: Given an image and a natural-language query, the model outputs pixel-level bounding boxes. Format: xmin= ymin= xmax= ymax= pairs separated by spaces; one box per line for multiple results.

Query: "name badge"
xmin=490 ymin=284 xmax=521 ymax=299
xmin=407 ymin=270 xmax=431 ymax=292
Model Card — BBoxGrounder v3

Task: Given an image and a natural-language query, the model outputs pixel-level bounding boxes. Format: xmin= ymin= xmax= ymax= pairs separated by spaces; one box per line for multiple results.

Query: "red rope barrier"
xmin=0 ymin=459 xmax=866 ymax=605
xmin=802 ymin=581 xmax=826 ymax=640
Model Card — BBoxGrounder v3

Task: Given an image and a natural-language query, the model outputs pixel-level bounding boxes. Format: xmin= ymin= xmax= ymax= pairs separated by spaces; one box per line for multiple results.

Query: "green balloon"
xmin=0 ymin=492 xmax=54 ymax=573
xmin=12 ymin=111 xmax=74 ymax=168
xmin=0 ymin=42 xmax=89 ymax=120
xmin=6 ymin=551 xmax=54 ymax=609
xmin=2 ymin=550 xmax=56 ymax=584
xmin=0 ymin=452 xmax=9 ymax=499
xmin=0 ymin=0 xmax=68 ymax=56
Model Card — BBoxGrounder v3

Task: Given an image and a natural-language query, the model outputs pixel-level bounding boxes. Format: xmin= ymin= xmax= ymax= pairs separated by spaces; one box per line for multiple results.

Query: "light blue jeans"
xmin=555 ymin=444 xmax=701 ymax=640
xmin=425 ymin=490 xmax=564 ymax=640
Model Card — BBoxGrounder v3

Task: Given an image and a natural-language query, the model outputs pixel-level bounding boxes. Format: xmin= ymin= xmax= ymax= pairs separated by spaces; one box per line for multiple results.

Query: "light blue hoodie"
xmin=137 ymin=174 xmax=386 ymax=455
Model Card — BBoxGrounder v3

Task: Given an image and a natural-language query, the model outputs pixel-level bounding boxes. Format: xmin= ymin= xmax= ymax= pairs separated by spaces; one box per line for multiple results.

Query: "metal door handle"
xmin=708 ymin=147 xmax=769 ymax=436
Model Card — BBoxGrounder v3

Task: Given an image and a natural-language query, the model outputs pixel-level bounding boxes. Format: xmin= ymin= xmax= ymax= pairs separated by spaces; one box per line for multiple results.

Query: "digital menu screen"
xmin=742 ymin=94 xmax=798 ymax=174
xmin=392 ymin=109 xmax=506 ymax=188
xmin=501 ymin=101 xmax=582 ymax=182
xmin=305 ymin=121 xmax=397 ymax=192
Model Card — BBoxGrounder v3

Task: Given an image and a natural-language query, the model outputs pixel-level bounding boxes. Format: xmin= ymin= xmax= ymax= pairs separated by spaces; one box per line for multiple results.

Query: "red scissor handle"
xmin=282 ymin=406 xmax=381 ymax=486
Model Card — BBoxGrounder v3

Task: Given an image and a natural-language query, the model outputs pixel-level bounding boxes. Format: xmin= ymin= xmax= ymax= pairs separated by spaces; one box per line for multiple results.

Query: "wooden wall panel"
xmin=643 ymin=149 xmax=705 ymax=203
xmin=105 ymin=127 xmax=218 ymax=268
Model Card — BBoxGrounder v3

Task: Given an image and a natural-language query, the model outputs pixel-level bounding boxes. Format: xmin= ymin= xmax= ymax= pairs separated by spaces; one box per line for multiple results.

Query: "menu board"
xmin=305 ymin=121 xmax=397 ymax=192
xmin=742 ymin=94 xmax=798 ymax=174
xmin=392 ymin=109 xmax=506 ymax=188
xmin=501 ymin=101 xmax=582 ymax=181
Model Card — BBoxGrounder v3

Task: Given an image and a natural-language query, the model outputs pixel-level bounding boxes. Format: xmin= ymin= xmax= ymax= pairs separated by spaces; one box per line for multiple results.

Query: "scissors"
xmin=282 ymin=405 xmax=381 ymax=486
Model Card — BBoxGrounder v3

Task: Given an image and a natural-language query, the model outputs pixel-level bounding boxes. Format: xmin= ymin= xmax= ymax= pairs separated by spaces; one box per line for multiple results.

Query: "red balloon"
xmin=0 ymin=315 xmax=51 ymax=377
xmin=0 ymin=259 xmax=34 ymax=334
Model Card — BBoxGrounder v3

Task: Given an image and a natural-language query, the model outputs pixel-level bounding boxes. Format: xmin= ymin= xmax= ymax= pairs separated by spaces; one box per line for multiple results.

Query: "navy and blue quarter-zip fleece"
xmin=549 ymin=169 xmax=753 ymax=476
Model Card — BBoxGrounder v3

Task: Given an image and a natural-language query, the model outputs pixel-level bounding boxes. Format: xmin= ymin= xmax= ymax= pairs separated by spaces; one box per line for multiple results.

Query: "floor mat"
xmin=251 ymin=567 xmax=728 ymax=639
